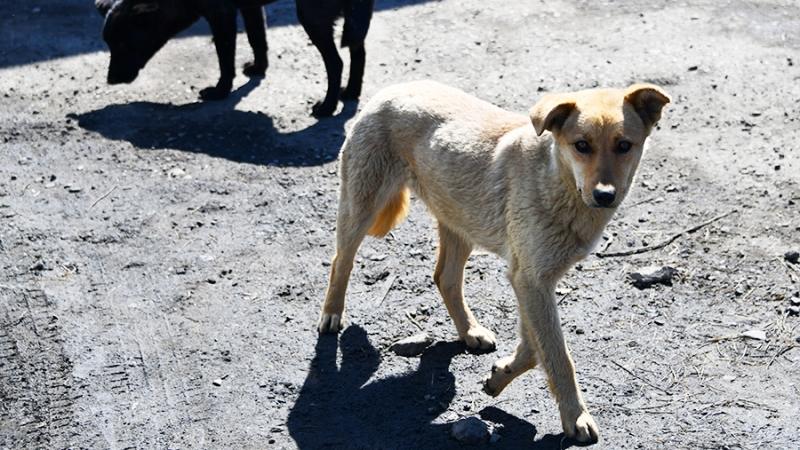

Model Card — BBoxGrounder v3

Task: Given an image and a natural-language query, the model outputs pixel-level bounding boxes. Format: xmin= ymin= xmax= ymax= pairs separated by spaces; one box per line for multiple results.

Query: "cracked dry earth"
xmin=1 ymin=0 xmax=799 ymax=449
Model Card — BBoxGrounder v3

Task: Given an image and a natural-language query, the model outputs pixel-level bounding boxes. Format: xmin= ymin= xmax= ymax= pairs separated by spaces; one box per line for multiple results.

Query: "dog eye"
xmin=574 ymin=140 xmax=591 ymax=154
xmin=616 ymin=141 xmax=632 ymax=154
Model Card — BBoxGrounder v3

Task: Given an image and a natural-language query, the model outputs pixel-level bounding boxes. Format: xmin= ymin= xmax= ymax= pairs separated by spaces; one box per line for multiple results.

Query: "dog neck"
xmin=544 ymin=136 xmax=616 ymax=258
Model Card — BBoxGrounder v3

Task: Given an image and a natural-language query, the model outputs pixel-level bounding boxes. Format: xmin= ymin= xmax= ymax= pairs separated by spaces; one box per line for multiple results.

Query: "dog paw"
xmin=340 ymin=85 xmax=361 ymax=101
xmin=318 ymin=312 xmax=344 ymax=334
xmin=563 ymin=410 xmax=599 ymax=444
xmin=461 ymin=325 xmax=497 ymax=351
xmin=311 ymin=100 xmax=337 ymax=117
xmin=199 ymin=85 xmax=232 ymax=101
xmin=482 ymin=355 xmax=514 ymax=397
xmin=243 ymin=60 xmax=267 ymax=77
xmin=482 ymin=375 xmax=500 ymax=397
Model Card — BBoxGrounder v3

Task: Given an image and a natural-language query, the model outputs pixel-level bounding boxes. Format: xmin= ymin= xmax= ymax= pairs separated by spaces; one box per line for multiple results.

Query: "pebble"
xmin=741 ymin=329 xmax=766 ymax=341
xmin=389 ymin=332 xmax=433 ymax=357
xmin=451 ymin=417 xmax=488 ymax=445
xmin=168 ymin=168 xmax=187 ymax=179
xmin=212 ymin=378 xmax=223 ymax=386
xmin=786 ymin=306 xmax=800 ymax=316
xmin=630 ymin=266 xmax=674 ymax=289
xmin=784 ymin=250 xmax=799 ymax=264
xmin=722 ymin=375 xmax=737 ymax=382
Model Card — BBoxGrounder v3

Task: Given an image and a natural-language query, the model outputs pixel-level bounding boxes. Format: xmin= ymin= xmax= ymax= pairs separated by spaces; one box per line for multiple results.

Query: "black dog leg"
xmin=241 ymin=6 xmax=268 ymax=77
xmin=341 ymin=41 xmax=364 ymax=100
xmin=340 ymin=0 xmax=373 ymax=100
xmin=297 ymin=1 xmax=342 ymax=117
xmin=201 ymin=8 xmax=238 ymax=100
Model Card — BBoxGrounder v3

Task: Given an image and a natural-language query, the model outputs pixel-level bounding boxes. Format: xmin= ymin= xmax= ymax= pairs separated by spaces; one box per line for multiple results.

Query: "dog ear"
xmin=624 ymin=84 xmax=671 ymax=130
xmin=96 ymin=0 xmax=117 ymax=18
xmin=131 ymin=2 xmax=160 ymax=15
xmin=530 ymin=94 xmax=576 ymax=136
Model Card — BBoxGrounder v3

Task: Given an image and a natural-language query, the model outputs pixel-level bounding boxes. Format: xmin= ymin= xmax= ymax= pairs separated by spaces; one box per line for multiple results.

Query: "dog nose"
xmin=592 ymin=187 xmax=616 ymax=207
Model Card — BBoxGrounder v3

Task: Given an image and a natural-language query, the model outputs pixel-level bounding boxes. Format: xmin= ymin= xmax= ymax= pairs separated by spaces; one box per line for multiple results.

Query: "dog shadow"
xmin=70 ymin=78 xmax=357 ymax=167
xmin=287 ymin=325 xmax=574 ymax=449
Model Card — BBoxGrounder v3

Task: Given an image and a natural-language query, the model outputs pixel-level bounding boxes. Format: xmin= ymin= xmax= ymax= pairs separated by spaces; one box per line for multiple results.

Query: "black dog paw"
xmin=311 ymin=100 xmax=337 ymax=117
xmin=199 ymin=85 xmax=232 ymax=101
xmin=340 ymin=85 xmax=361 ymax=101
xmin=243 ymin=60 xmax=267 ymax=77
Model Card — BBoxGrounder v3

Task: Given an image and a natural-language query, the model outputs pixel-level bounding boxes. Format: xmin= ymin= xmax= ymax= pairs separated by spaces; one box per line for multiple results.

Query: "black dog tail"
xmin=341 ymin=0 xmax=375 ymax=48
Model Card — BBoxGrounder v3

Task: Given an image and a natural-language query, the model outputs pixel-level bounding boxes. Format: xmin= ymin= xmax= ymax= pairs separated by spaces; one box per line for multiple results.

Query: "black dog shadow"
xmin=287 ymin=326 xmax=572 ymax=449
xmin=70 ymin=78 xmax=357 ymax=167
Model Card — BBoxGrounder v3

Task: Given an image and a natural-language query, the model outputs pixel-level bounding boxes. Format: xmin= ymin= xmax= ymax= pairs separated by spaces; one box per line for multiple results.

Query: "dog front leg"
xmin=482 ymin=336 xmax=537 ymax=396
xmin=507 ymin=263 xmax=599 ymax=444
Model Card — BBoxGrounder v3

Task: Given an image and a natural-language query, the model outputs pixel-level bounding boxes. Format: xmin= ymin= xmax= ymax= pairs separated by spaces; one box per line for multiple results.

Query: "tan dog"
xmin=318 ymin=80 xmax=670 ymax=443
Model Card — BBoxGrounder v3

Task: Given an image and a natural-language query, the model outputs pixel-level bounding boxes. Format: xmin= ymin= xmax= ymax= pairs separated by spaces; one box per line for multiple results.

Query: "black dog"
xmin=96 ymin=0 xmax=374 ymax=116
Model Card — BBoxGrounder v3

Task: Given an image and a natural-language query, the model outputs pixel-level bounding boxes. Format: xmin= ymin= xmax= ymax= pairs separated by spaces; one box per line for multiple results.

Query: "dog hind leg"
xmin=319 ymin=136 xmax=408 ymax=332
xmin=434 ymin=224 xmax=497 ymax=350
xmin=340 ymin=0 xmax=373 ymax=100
xmin=296 ymin=0 xmax=342 ymax=116
xmin=241 ymin=7 xmax=268 ymax=76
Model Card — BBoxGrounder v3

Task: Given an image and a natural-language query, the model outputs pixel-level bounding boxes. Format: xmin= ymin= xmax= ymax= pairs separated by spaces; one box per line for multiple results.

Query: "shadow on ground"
xmin=71 ymin=79 xmax=357 ymax=167
xmin=287 ymin=326 xmax=572 ymax=450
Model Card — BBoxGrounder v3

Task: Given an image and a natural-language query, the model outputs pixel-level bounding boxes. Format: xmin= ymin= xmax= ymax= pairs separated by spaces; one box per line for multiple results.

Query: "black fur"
xmin=97 ymin=0 xmax=374 ymax=116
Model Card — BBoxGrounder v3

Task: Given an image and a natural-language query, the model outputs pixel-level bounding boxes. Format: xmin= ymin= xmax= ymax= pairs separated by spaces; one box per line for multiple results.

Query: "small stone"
xmin=654 ymin=319 xmax=665 ymax=326
xmin=390 ymin=333 xmax=433 ymax=357
xmin=168 ymin=168 xmax=187 ymax=179
xmin=68 ymin=186 xmax=82 ymax=193
xmin=722 ymin=375 xmax=737 ymax=383
xmin=451 ymin=417 xmax=488 ymax=445
xmin=44 ymin=182 xmax=56 ymax=188
xmin=630 ymin=266 xmax=674 ymax=289
xmin=212 ymin=378 xmax=223 ymax=386
xmin=790 ymin=295 xmax=800 ymax=306
xmin=786 ymin=306 xmax=800 ymax=316
xmin=784 ymin=250 xmax=799 ymax=264
xmin=741 ymin=329 xmax=766 ymax=341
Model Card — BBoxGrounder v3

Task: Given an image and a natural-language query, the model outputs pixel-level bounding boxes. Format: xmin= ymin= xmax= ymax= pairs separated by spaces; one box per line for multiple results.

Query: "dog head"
xmin=530 ymin=84 xmax=671 ymax=209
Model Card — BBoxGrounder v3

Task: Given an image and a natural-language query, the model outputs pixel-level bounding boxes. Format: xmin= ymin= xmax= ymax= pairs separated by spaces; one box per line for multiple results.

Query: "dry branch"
xmin=596 ymin=210 xmax=738 ymax=258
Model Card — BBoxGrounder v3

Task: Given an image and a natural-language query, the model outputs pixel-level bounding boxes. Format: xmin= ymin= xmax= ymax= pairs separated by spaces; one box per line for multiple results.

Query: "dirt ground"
xmin=1 ymin=0 xmax=799 ymax=448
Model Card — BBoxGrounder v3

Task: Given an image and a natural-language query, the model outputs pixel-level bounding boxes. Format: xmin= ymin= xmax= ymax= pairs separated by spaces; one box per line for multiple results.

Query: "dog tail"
xmin=367 ymin=187 xmax=410 ymax=237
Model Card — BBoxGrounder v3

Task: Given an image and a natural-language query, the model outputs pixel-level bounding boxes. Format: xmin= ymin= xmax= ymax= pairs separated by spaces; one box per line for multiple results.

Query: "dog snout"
xmin=592 ymin=187 xmax=616 ymax=207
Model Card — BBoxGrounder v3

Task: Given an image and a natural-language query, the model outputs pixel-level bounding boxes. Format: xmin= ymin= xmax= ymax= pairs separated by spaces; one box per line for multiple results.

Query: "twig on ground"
xmin=405 ymin=310 xmax=424 ymax=331
xmin=598 ymin=233 xmax=615 ymax=254
xmin=767 ymin=344 xmax=798 ymax=368
xmin=597 ymin=210 xmax=738 ymax=258
xmin=88 ymin=185 xmax=117 ymax=210
xmin=609 ymin=359 xmax=673 ymax=394
xmin=374 ymin=273 xmax=397 ymax=308
xmin=625 ymin=197 xmax=657 ymax=208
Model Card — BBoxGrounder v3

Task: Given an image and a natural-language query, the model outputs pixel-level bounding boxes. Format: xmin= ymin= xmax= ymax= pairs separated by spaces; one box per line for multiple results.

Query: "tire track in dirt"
xmin=0 ymin=283 xmax=90 ymax=448
xmin=76 ymin=252 xmax=216 ymax=448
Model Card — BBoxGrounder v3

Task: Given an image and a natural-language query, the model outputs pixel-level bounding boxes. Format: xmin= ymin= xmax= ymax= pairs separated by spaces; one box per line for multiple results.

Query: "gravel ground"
xmin=1 ymin=0 xmax=799 ymax=448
